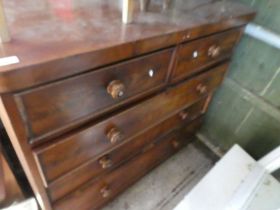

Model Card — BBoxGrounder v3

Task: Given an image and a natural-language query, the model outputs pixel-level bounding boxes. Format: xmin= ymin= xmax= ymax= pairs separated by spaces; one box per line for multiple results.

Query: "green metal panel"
xmin=201 ymin=0 xmax=280 ymax=159
xmin=201 ymin=77 xmax=280 ymax=159
xmin=229 ymin=36 xmax=280 ymax=107
xmin=201 ymin=83 xmax=253 ymax=152
xmin=232 ymin=0 xmax=280 ymax=34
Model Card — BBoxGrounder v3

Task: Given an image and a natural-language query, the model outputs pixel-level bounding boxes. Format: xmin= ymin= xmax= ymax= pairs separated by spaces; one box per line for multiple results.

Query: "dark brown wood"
xmin=53 ymin=118 xmax=203 ymax=210
xmin=0 ymin=145 xmax=5 ymax=202
xmin=0 ymin=151 xmax=24 ymax=208
xmin=14 ymin=49 xmax=172 ymax=143
xmin=0 ymin=2 xmax=255 ymax=210
xmin=0 ymin=95 xmax=52 ymax=210
xmin=171 ymin=28 xmax=242 ymax=82
xmin=0 ymin=1 xmax=255 ymax=93
xmin=47 ymin=98 xmax=207 ymax=202
xmin=0 ymin=126 xmax=33 ymax=198
xmin=0 ymin=144 xmax=4 ymax=203
xmin=34 ymin=63 xmax=228 ymax=185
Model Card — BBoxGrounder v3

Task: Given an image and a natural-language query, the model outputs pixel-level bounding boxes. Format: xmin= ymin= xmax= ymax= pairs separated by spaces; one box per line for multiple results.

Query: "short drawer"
xmin=46 ymin=98 xmax=207 ymax=201
xmin=171 ymin=29 xmax=242 ymax=82
xmin=34 ymin=63 xmax=228 ymax=185
xmin=14 ymin=49 xmax=173 ymax=143
xmin=53 ymin=118 xmax=203 ymax=210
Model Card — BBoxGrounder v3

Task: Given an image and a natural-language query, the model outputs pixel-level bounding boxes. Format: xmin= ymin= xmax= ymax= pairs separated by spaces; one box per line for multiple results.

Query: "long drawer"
xmin=171 ymin=29 xmax=241 ymax=82
xmin=46 ymin=98 xmax=207 ymax=201
xmin=34 ymin=63 xmax=228 ymax=185
xmin=14 ymin=49 xmax=173 ymax=143
xmin=53 ymin=118 xmax=203 ymax=210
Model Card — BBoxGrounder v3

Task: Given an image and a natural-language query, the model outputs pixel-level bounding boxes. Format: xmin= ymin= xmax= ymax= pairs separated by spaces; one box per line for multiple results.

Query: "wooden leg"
xmin=0 ymin=145 xmax=6 ymax=203
xmin=0 ymin=144 xmax=24 ymax=207
xmin=0 ymin=0 xmax=10 ymax=43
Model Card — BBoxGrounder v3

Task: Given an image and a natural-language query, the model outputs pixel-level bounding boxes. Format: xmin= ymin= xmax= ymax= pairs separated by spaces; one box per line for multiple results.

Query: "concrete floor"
xmin=102 ymin=141 xmax=218 ymax=210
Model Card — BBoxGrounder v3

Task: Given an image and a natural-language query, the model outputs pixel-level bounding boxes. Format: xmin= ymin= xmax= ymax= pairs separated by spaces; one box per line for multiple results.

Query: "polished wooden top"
xmin=0 ymin=0 xmax=255 ymax=93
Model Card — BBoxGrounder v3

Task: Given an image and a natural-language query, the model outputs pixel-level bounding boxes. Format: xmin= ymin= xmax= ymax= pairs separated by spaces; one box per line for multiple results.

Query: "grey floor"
xmin=102 ymin=141 xmax=218 ymax=210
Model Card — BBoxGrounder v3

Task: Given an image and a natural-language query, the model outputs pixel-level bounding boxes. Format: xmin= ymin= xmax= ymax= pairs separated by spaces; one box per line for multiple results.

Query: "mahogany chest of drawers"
xmin=0 ymin=1 xmax=255 ymax=210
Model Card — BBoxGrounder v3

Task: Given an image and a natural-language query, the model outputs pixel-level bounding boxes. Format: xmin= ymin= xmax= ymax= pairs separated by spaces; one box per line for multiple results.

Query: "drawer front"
xmin=34 ymin=62 xmax=228 ymax=184
xmin=53 ymin=118 xmax=203 ymax=210
xmin=47 ymin=98 xmax=207 ymax=201
xmin=15 ymin=49 xmax=173 ymax=143
xmin=172 ymin=29 xmax=241 ymax=82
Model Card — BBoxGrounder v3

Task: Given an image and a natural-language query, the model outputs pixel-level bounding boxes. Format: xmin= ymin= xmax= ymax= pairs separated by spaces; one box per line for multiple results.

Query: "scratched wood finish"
xmin=0 ymin=1 xmax=255 ymax=210
xmin=34 ymin=63 xmax=228 ymax=185
xmin=46 ymin=98 xmax=207 ymax=202
xmin=14 ymin=49 xmax=173 ymax=143
xmin=0 ymin=1 xmax=255 ymax=93
xmin=172 ymin=28 xmax=243 ymax=82
xmin=53 ymin=118 xmax=203 ymax=210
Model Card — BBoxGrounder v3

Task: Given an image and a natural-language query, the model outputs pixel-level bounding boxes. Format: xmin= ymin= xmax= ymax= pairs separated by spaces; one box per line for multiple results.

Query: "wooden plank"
xmin=0 ymin=150 xmax=24 ymax=207
xmin=0 ymin=144 xmax=6 ymax=202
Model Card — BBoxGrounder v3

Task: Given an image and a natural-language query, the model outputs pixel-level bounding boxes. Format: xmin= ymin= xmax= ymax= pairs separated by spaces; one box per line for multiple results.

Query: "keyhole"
xmin=149 ymin=69 xmax=154 ymax=77
xmin=193 ymin=51 xmax=198 ymax=58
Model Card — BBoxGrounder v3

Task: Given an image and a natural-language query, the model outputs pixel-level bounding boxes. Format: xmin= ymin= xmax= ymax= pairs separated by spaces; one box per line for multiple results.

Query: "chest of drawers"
xmin=0 ymin=1 xmax=255 ymax=210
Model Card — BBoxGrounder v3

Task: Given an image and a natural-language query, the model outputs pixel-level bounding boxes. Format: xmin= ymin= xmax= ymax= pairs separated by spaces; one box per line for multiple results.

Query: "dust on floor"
xmin=102 ymin=141 xmax=218 ymax=210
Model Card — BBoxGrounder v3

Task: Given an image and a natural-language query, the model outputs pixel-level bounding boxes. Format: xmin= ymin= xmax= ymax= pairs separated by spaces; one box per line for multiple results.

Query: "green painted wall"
xmin=200 ymin=0 xmax=280 ymax=160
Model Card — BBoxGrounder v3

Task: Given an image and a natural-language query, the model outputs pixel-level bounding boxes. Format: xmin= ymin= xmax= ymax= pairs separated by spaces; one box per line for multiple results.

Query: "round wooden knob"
xmin=107 ymin=80 xmax=125 ymax=99
xmin=196 ymin=84 xmax=207 ymax=94
xmin=208 ymin=45 xmax=221 ymax=58
xmin=172 ymin=140 xmax=180 ymax=149
xmin=99 ymin=156 xmax=112 ymax=169
xmin=179 ymin=111 xmax=189 ymax=120
xmin=100 ymin=185 xmax=111 ymax=198
xmin=106 ymin=127 xmax=123 ymax=144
